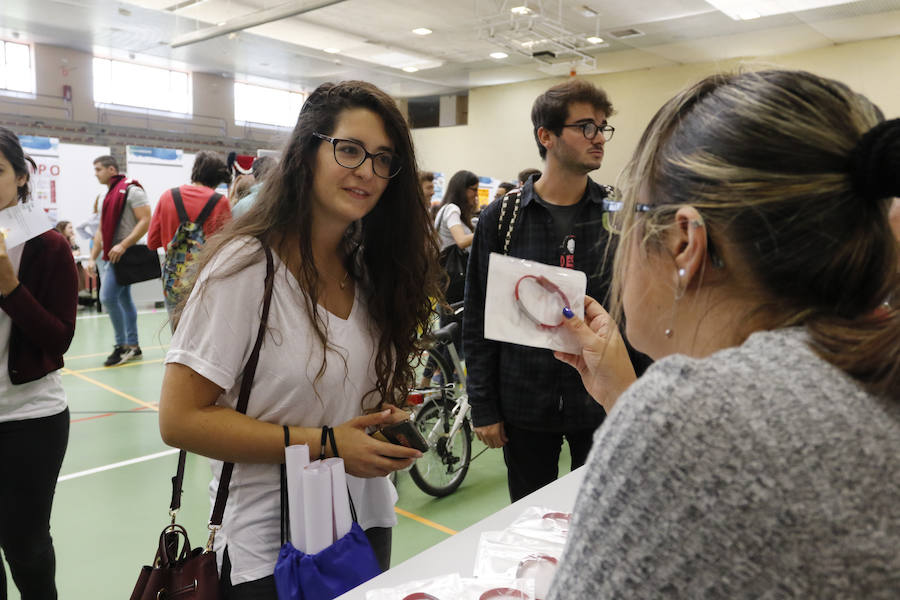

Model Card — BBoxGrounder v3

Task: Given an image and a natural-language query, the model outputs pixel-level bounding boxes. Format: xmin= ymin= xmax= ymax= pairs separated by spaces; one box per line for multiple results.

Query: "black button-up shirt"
xmin=463 ymin=176 xmax=620 ymax=432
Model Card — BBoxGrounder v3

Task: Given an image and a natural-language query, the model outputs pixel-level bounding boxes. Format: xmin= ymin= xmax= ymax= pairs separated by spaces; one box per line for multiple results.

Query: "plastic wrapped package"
xmin=505 ymin=506 xmax=571 ymax=547
xmin=483 ymin=253 xmax=587 ymax=353
xmin=365 ymin=573 xmax=535 ymax=600
xmin=473 ymin=531 xmax=564 ymax=600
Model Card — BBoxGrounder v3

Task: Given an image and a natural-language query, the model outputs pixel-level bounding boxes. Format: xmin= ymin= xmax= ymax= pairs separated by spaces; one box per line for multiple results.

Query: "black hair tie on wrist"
xmin=848 ymin=118 xmax=900 ymax=204
xmin=319 ymin=426 xmax=329 ymax=460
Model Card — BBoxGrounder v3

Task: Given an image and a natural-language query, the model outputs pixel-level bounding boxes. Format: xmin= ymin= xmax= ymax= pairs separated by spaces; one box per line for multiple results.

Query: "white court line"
xmin=58 ymin=448 xmax=179 ymax=482
xmin=76 ymin=309 xmax=162 ymax=321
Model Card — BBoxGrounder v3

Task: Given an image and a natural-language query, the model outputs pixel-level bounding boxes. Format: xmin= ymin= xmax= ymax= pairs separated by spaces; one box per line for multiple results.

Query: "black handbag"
xmin=436 ymin=206 xmax=469 ymax=304
xmin=112 ymin=244 xmax=161 ymax=285
xmin=131 ymin=247 xmax=275 ymax=600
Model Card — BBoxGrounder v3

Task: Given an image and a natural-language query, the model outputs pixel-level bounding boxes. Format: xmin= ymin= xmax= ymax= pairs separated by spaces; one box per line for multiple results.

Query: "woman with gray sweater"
xmin=549 ymin=69 xmax=900 ymax=598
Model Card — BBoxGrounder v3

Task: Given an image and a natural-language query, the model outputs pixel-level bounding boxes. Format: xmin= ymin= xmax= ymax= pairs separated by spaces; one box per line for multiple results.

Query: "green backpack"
xmin=161 ymin=188 xmax=222 ymax=305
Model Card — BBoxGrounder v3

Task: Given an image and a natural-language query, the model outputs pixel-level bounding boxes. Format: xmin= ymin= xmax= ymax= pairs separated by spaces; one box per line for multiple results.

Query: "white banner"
xmin=126 ymin=145 xmax=183 ymax=166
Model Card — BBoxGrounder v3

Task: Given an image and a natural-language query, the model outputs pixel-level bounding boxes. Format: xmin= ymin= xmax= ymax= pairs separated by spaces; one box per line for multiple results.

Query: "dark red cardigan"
xmin=0 ymin=230 xmax=78 ymax=384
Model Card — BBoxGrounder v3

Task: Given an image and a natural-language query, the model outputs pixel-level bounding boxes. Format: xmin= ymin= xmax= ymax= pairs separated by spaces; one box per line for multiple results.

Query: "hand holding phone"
xmin=371 ymin=419 xmax=429 ymax=453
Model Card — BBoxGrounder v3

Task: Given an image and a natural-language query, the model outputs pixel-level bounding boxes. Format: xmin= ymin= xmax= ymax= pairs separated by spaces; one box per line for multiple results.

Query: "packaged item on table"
xmin=505 ymin=506 xmax=571 ymax=546
xmin=460 ymin=577 xmax=535 ymax=600
xmin=365 ymin=573 xmax=462 ymax=600
xmin=473 ymin=531 xmax=563 ymax=599
xmin=365 ymin=574 xmax=535 ymax=600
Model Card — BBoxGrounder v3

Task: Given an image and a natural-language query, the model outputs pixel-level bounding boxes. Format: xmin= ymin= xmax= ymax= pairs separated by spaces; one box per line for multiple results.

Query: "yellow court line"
xmin=66 ymin=345 xmax=166 ymax=361
xmin=65 ymin=358 xmax=165 ymax=375
xmin=61 ymin=368 xmax=159 ymax=411
xmin=394 ymin=506 xmax=457 ymax=536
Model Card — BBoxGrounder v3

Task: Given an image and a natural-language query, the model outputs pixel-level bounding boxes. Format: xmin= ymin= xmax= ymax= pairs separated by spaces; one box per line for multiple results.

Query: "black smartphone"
xmin=371 ymin=420 xmax=429 ymax=453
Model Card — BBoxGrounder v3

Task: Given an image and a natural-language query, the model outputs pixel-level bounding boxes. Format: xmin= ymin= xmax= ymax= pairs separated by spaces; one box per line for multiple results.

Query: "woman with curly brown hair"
xmin=158 ymin=80 xmax=442 ymax=597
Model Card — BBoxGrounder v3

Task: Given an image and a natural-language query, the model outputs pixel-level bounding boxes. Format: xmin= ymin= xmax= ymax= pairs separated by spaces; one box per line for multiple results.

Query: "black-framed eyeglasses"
xmin=602 ymin=199 xmax=724 ymax=268
xmin=562 ymin=121 xmax=615 ymax=141
xmin=313 ymin=132 xmax=402 ymax=179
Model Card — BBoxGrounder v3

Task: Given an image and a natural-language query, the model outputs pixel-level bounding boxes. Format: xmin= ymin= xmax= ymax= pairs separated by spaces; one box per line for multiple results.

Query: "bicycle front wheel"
xmin=409 ymin=401 xmax=472 ymax=497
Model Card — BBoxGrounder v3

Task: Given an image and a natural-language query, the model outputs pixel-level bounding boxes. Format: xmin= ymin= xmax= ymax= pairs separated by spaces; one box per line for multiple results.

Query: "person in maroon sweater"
xmin=0 ymin=127 xmax=78 ymax=599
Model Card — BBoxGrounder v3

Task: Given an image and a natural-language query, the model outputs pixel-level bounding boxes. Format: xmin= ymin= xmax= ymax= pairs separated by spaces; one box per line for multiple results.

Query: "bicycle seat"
xmin=430 ymin=321 xmax=459 ymax=344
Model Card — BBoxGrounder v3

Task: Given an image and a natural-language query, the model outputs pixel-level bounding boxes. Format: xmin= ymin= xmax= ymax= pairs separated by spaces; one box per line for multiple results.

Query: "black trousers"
xmin=0 ymin=408 xmax=70 ymax=600
xmin=220 ymin=527 xmax=392 ymax=599
xmin=501 ymin=422 xmax=595 ymax=502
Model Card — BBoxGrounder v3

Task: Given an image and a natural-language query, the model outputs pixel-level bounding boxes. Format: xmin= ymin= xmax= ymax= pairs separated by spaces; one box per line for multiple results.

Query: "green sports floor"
xmin=3 ymin=307 xmax=575 ymax=599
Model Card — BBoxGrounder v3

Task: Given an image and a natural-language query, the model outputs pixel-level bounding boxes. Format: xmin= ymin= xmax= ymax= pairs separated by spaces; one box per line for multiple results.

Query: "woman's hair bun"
xmin=848 ymin=118 xmax=900 ymax=204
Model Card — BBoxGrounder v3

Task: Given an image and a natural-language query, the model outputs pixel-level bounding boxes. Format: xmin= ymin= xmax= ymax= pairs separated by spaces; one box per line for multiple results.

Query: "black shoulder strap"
xmin=497 ymin=189 xmax=522 ymax=255
xmin=194 ymin=193 xmax=223 ymax=228
xmin=435 ymin=203 xmax=446 ymax=231
xmin=170 ymin=187 xmax=189 ymax=223
xmin=168 ymin=245 xmax=276 ymax=528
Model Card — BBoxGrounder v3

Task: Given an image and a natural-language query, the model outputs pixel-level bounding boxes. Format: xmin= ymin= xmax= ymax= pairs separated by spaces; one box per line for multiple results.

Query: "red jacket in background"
xmin=147 ymin=184 xmax=232 ymax=251
xmin=0 ymin=230 xmax=78 ymax=384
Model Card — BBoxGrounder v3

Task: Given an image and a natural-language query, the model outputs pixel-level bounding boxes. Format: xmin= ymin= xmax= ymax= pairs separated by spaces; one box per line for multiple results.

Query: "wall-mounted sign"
xmin=126 ymin=145 xmax=183 ymax=166
xmin=19 ymin=135 xmax=59 ymax=157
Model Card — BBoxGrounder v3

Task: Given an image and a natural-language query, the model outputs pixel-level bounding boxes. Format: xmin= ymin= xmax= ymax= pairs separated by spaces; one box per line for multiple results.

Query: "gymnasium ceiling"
xmin=3 ymin=0 xmax=900 ymax=97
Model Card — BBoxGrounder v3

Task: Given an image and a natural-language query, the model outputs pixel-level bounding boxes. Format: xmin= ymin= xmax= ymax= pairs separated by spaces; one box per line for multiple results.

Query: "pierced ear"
xmin=670 ymin=206 xmax=708 ymax=284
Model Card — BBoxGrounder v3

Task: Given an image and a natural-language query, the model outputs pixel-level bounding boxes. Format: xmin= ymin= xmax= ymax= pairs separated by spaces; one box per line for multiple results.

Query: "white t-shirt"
xmin=434 ymin=203 xmax=471 ymax=251
xmin=0 ymin=244 xmax=68 ymax=423
xmin=165 ymin=237 xmax=398 ymax=584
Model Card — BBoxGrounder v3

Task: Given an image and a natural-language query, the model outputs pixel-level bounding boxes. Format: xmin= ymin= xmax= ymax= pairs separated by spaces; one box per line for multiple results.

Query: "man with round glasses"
xmin=464 ymin=79 xmax=651 ymax=502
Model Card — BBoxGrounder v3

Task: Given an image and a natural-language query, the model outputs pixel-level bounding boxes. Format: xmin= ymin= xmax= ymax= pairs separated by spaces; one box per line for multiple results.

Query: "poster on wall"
xmin=431 ymin=171 xmax=445 ymax=206
xmin=19 ymin=135 xmax=59 ymax=157
xmin=126 ymin=145 xmax=183 ymax=166
xmin=19 ymin=135 xmax=61 ymax=222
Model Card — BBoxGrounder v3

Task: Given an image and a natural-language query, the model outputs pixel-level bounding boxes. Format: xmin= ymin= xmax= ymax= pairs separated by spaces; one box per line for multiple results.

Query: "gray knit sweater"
xmin=548 ymin=328 xmax=900 ymax=598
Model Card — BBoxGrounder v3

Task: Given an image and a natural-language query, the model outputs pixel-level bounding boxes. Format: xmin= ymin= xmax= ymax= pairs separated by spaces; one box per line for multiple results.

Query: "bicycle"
xmin=406 ymin=303 xmax=486 ymax=497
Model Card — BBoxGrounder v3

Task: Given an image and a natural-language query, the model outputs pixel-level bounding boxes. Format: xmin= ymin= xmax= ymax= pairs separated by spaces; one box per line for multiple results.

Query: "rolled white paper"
xmin=285 ymin=444 xmax=310 ymax=549
xmin=301 ymin=461 xmax=334 ymax=554
xmin=323 ymin=457 xmax=352 ymax=540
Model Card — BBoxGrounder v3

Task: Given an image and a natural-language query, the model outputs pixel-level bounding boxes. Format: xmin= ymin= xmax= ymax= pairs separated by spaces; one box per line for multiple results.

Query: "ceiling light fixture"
xmin=166 ymin=0 xmax=211 ymax=12
xmin=402 ymin=66 xmax=419 ymax=72
xmin=412 ymin=27 xmax=433 ymax=35
xmin=704 ymin=0 xmax=855 ymax=21
xmin=511 ymin=6 xmax=533 ymax=15
xmin=586 ymin=36 xmax=604 ymax=44
xmin=171 ymin=0 xmax=347 ymax=48
xmin=490 ymin=51 xmax=509 ymax=59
